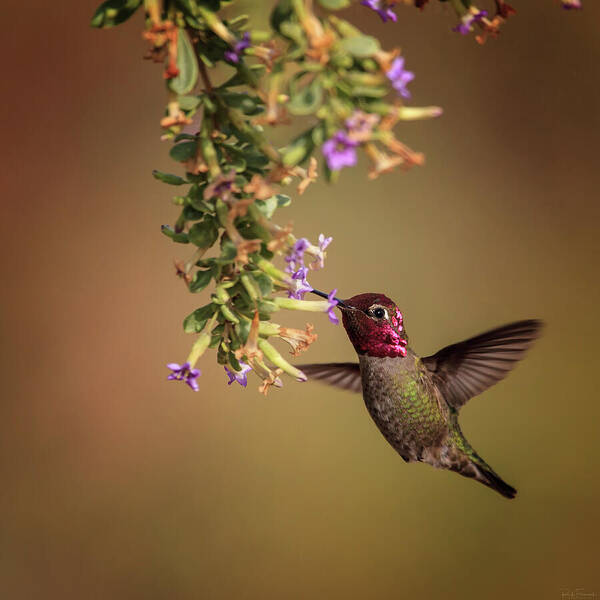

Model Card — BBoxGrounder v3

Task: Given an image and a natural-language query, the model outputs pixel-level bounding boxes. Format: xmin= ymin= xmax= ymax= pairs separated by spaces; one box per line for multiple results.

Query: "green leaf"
xmin=90 ymin=0 xmax=142 ymax=28
xmin=188 ymin=197 xmax=214 ymax=214
xmin=311 ymin=123 xmax=325 ymax=146
xmin=230 ymin=281 xmax=251 ymax=305
xmin=244 ymin=152 xmax=269 ymax=169
xmin=280 ymin=22 xmax=306 ymax=49
xmin=209 ymin=324 xmax=225 ymax=348
xmin=209 ymin=261 xmax=222 ymax=280
xmin=329 ymin=14 xmax=362 ymax=37
xmin=197 ymin=0 xmax=221 ymax=9
xmin=281 ymin=128 xmax=315 ymax=167
xmin=185 ymin=14 xmax=202 ymax=28
xmin=270 ymin=0 xmax=294 ymax=35
xmin=349 ymin=85 xmax=388 ymax=98
xmin=233 ymin=319 xmax=251 ymax=344
xmin=317 ymin=0 xmax=350 ymax=9
xmin=230 ymin=155 xmax=247 ymax=173
xmin=288 ymin=77 xmax=323 ymax=116
xmin=217 ymin=343 xmax=228 ymax=364
xmin=178 ymin=95 xmax=202 ymax=111
xmin=219 ymin=92 xmax=264 ymax=116
xmin=257 ymin=300 xmax=278 ymax=318
xmin=227 ymin=353 xmax=242 ymax=371
xmin=251 ymin=272 xmax=273 ymax=297
xmin=255 ymin=196 xmax=278 ymax=219
xmin=237 ymin=219 xmax=270 ymax=243
xmin=174 ymin=132 xmax=198 ymax=142
xmin=228 ymin=15 xmax=251 ymax=30
xmin=189 ymin=216 xmax=219 ymax=248
xmin=276 ymin=194 xmax=291 ymax=208
xmin=258 ymin=246 xmax=274 ymax=260
xmin=189 ymin=269 xmax=212 ymax=292
xmin=175 ymin=0 xmax=199 ymax=17
xmin=232 ymin=297 xmax=254 ymax=318
xmin=219 ymin=64 xmax=267 ymax=89
xmin=183 ymin=303 xmax=218 ymax=333
xmin=216 ymin=240 xmax=237 ymax=264
xmin=196 ymin=257 xmax=216 ymax=268
xmin=339 ymin=35 xmax=380 ymax=58
xmin=344 ymin=71 xmax=385 ymax=86
xmin=153 ymin=170 xmax=187 ymax=185
xmin=182 ymin=205 xmax=205 ymax=221
xmin=188 ymin=189 xmax=214 ymax=214
xmin=170 ymin=141 xmax=198 ymax=162
xmin=168 ymin=30 xmax=199 ymax=96
xmin=161 ymin=225 xmax=190 ymax=244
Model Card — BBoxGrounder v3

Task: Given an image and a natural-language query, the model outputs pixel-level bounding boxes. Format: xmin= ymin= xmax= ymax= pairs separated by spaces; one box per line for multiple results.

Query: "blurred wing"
xmin=422 ymin=319 xmax=543 ymax=410
xmin=298 ymin=363 xmax=362 ymax=393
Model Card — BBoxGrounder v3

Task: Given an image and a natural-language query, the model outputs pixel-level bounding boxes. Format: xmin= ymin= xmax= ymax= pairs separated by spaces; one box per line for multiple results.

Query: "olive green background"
xmin=2 ymin=1 xmax=599 ymax=598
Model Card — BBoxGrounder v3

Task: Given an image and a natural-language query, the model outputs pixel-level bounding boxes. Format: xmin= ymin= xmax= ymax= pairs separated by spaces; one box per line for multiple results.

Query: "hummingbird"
xmin=301 ymin=290 xmax=543 ymax=499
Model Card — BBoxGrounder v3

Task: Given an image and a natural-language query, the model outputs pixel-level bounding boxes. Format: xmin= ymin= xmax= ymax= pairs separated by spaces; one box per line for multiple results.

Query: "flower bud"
xmin=257 ymin=339 xmax=307 ymax=381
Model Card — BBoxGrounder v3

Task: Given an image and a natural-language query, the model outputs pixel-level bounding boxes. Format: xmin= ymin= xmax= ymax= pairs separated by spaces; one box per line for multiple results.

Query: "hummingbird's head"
xmin=338 ymin=293 xmax=408 ymax=358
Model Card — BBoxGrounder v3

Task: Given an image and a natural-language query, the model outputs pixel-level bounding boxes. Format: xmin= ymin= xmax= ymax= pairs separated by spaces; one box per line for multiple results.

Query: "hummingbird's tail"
xmin=442 ymin=447 xmax=517 ymax=499
xmin=469 ymin=461 xmax=517 ymax=499
xmin=444 ymin=415 xmax=517 ymax=499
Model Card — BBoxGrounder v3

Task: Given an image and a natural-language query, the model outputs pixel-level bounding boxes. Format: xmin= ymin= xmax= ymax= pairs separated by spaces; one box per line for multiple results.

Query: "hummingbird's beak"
xmin=310 ymin=288 xmax=349 ymax=309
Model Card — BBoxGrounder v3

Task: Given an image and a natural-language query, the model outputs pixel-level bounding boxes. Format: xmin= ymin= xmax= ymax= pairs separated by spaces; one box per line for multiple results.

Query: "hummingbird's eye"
xmin=372 ymin=307 xmax=387 ymax=319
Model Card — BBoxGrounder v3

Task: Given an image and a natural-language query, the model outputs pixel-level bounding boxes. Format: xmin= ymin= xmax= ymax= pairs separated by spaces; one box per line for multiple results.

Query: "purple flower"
xmin=293 ymin=237 xmax=310 ymax=255
xmin=224 ymin=32 xmax=251 ymax=63
xmin=327 ymin=289 xmax=339 ymax=325
xmin=322 ymin=132 xmax=359 ymax=172
xmin=167 ymin=362 xmax=201 ymax=392
xmin=285 ymin=237 xmax=310 ymax=274
xmin=318 ymin=234 xmax=332 ymax=252
xmin=386 ymin=57 xmax=414 ymax=100
xmin=225 ymin=362 xmax=252 ymax=387
xmin=311 ymin=233 xmax=333 ymax=269
xmin=285 ymin=234 xmax=332 ymax=277
xmin=561 ymin=0 xmax=581 ymax=8
xmin=452 ymin=10 xmax=488 ymax=35
xmin=361 ymin=0 xmax=398 ymax=22
xmin=288 ymin=267 xmax=313 ymax=300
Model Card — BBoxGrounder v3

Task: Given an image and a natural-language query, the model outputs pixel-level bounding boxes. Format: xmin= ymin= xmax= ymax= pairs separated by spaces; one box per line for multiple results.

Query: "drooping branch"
xmin=90 ymin=0 xmax=581 ymax=393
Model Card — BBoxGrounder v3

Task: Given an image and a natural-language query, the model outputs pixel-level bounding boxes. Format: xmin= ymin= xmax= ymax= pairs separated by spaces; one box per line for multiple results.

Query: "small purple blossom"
xmin=225 ymin=362 xmax=252 ymax=387
xmin=361 ymin=0 xmax=398 ymax=23
xmin=386 ymin=57 xmax=414 ymax=100
xmin=285 ymin=234 xmax=333 ymax=278
xmin=311 ymin=233 xmax=333 ymax=269
xmin=452 ymin=10 xmax=488 ymax=35
xmin=167 ymin=362 xmax=201 ymax=392
xmin=285 ymin=237 xmax=310 ymax=274
xmin=318 ymin=234 xmax=332 ymax=252
xmin=293 ymin=238 xmax=310 ymax=255
xmin=327 ymin=289 xmax=340 ymax=325
xmin=561 ymin=0 xmax=581 ymax=8
xmin=322 ymin=132 xmax=359 ymax=172
xmin=288 ymin=267 xmax=313 ymax=300
xmin=224 ymin=32 xmax=251 ymax=63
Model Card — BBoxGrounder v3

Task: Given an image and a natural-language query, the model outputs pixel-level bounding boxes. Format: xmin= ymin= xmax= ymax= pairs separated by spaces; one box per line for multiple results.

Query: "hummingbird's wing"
xmin=297 ymin=363 xmax=362 ymax=393
xmin=422 ymin=319 xmax=543 ymax=410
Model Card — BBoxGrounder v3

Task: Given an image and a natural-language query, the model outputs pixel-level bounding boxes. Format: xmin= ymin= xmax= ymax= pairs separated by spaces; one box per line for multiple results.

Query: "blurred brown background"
xmin=2 ymin=1 xmax=599 ymax=598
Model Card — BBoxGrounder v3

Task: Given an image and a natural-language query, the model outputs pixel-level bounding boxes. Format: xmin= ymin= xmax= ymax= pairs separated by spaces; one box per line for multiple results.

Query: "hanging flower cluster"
xmin=91 ymin=0 xmax=579 ymax=393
